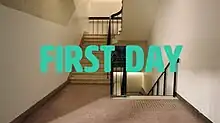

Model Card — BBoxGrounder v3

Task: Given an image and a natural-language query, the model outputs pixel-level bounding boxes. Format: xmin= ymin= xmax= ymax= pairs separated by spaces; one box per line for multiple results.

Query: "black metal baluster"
xmin=122 ymin=63 xmax=127 ymax=96
xmin=117 ymin=18 xmax=119 ymax=34
xmin=173 ymin=62 xmax=178 ymax=97
xmin=116 ymin=67 xmax=118 ymax=96
xmin=163 ymin=70 xmax=167 ymax=96
xmin=110 ymin=61 xmax=113 ymax=96
xmin=107 ymin=19 xmax=111 ymax=45
xmin=119 ymin=67 xmax=121 ymax=96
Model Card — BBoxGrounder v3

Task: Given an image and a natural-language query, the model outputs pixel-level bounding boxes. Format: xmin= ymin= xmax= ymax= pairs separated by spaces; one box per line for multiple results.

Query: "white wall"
xmin=150 ymin=0 xmax=220 ymax=122
xmin=0 ymin=0 xmax=89 ymax=122
xmin=118 ymin=0 xmax=159 ymax=41
xmin=89 ymin=0 xmax=121 ymax=16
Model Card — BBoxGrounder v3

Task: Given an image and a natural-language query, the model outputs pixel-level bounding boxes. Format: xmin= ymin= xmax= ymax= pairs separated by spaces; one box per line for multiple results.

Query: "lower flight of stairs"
xmin=69 ymin=34 xmax=109 ymax=84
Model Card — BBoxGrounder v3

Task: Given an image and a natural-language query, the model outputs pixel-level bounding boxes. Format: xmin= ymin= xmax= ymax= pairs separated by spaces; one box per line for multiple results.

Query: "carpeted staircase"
xmin=68 ymin=34 xmax=109 ymax=84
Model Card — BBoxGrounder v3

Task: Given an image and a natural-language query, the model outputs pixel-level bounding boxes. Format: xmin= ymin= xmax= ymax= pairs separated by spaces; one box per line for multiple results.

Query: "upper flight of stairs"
xmin=69 ymin=34 xmax=109 ymax=84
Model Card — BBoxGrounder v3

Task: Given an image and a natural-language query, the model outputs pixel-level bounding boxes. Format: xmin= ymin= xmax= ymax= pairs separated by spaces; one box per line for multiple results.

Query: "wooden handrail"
xmin=89 ymin=17 xmax=122 ymax=20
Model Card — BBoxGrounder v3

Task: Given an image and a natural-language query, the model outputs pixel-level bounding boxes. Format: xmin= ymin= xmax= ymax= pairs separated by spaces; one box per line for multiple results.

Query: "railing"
xmin=107 ymin=8 xmax=122 ymax=45
xmin=147 ymin=59 xmax=180 ymax=97
xmin=88 ymin=15 xmax=122 ymax=83
xmin=104 ymin=8 xmax=126 ymax=97
xmin=88 ymin=17 xmax=122 ymax=35
xmin=110 ymin=46 xmax=126 ymax=97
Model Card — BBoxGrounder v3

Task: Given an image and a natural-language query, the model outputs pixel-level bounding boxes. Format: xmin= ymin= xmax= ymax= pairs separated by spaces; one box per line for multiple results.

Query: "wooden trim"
xmin=176 ymin=93 xmax=213 ymax=123
xmin=10 ymin=81 xmax=70 ymax=123
xmin=89 ymin=17 xmax=122 ymax=20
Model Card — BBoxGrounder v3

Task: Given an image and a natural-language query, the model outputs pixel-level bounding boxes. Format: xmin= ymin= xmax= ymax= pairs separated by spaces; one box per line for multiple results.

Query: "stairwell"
xmin=68 ymin=34 xmax=110 ymax=84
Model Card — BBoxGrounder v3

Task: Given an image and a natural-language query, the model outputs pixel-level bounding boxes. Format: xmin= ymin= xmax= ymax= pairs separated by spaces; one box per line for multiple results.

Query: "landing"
xmin=23 ymin=84 xmax=205 ymax=123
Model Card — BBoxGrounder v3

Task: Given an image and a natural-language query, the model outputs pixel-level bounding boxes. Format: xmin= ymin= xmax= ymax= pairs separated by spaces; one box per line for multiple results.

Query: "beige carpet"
xmin=23 ymin=84 xmax=205 ymax=123
xmin=23 ymin=84 xmax=109 ymax=123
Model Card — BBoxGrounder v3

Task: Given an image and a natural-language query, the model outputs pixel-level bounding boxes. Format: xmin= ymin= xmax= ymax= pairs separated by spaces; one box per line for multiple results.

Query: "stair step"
xmin=82 ymin=55 xmax=104 ymax=60
xmin=70 ymin=81 xmax=110 ymax=85
xmin=83 ymin=34 xmax=107 ymax=39
xmin=81 ymin=63 xmax=105 ymax=68
xmin=79 ymin=48 xmax=104 ymax=55
xmin=69 ymin=72 xmax=109 ymax=80
xmin=84 ymin=35 xmax=107 ymax=37
xmin=69 ymin=75 xmax=108 ymax=79
xmin=83 ymin=54 xmax=104 ymax=60
xmin=82 ymin=41 xmax=107 ymax=45
xmin=71 ymin=64 xmax=107 ymax=72
xmin=70 ymin=72 xmax=107 ymax=76
xmin=81 ymin=45 xmax=107 ymax=51
xmin=69 ymin=77 xmax=109 ymax=84
xmin=83 ymin=38 xmax=107 ymax=42
xmin=81 ymin=58 xmax=104 ymax=64
xmin=71 ymin=68 xmax=106 ymax=72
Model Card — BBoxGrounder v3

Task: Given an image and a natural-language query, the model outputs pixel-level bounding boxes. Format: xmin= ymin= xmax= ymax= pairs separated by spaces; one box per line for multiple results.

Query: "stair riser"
xmin=80 ymin=64 xmax=105 ymax=68
xmin=69 ymin=72 xmax=107 ymax=76
xmin=69 ymin=77 xmax=109 ymax=81
xmin=82 ymin=43 xmax=107 ymax=46
xmin=70 ymin=81 xmax=110 ymax=84
xmin=81 ymin=45 xmax=107 ymax=50
xmin=83 ymin=39 xmax=107 ymax=42
xmin=69 ymin=76 xmax=108 ymax=80
xmin=83 ymin=35 xmax=107 ymax=39
xmin=71 ymin=64 xmax=108 ymax=72
xmin=81 ymin=55 xmax=104 ymax=60
xmin=81 ymin=61 xmax=104 ymax=64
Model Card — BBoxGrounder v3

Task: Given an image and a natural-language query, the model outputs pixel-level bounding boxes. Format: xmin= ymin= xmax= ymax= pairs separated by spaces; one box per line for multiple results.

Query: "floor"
xmin=23 ymin=84 xmax=205 ymax=123
xmin=23 ymin=84 xmax=109 ymax=123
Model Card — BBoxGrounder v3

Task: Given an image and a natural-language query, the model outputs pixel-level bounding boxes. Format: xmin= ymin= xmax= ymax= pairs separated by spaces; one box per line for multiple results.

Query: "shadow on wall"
xmin=0 ymin=0 xmax=75 ymax=26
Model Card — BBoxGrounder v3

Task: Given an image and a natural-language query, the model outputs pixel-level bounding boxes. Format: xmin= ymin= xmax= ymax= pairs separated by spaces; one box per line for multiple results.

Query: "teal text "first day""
xmin=40 ymin=45 xmax=183 ymax=73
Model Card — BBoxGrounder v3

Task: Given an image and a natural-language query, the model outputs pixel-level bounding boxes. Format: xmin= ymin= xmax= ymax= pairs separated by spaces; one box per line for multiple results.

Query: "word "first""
xmin=40 ymin=45 xmax=183 ymax=73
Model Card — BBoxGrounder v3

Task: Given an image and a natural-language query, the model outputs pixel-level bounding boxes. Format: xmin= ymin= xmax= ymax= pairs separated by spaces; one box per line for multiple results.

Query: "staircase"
xmin=68 ymin=34 xmax=109 ymax=84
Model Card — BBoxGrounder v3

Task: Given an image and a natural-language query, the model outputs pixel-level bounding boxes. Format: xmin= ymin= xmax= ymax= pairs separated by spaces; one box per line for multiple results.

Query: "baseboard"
xmin=10 ymin=81 xmax=70 ymax=123
xmin=70 ymin=82 xmax=110 ymax=85
xmin=176 ymin=93 xmax=213 ymax=123
xmin=139 ymin=87 xmax=147 ymax=95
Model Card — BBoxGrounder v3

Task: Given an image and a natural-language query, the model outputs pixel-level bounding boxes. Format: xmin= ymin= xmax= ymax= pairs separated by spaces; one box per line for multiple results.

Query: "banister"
xmin=147 ymin=63 xmax=170 ymax=95
xmin=89 ymin=17 xmax=122 ymax=20
xmin=147 ymin=58 xmax=180 ymax=96
xmin=108 ymin=4 xmax=123 ymax=96
xmin=107 ymin=6 xmax=123 ymax=45
xmin=111 ymin=8 xmax=122 ymax=18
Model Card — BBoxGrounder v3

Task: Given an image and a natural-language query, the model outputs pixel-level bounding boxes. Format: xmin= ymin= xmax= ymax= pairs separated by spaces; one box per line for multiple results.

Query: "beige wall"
xmin=89 ymin=0 xmax=121 ymax=17
xmin=0 ymin=0 xmax=89 ymax=122
xmin=118 ymin=0 xmax=159 ymax=41
xmin=0 ymin=0 xmax=76 ymax=26
xmin=149 ymin=0 xmax=220 ymax=122
xmin=143 ymin=73 xmax=153 ymax=93
xmin=127 ymin=73 xmax=143 ymax=93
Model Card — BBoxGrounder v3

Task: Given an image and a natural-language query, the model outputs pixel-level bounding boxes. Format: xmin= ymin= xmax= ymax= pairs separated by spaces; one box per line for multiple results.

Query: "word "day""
xmin=40 ymin=45 xmax=183 ymax=73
